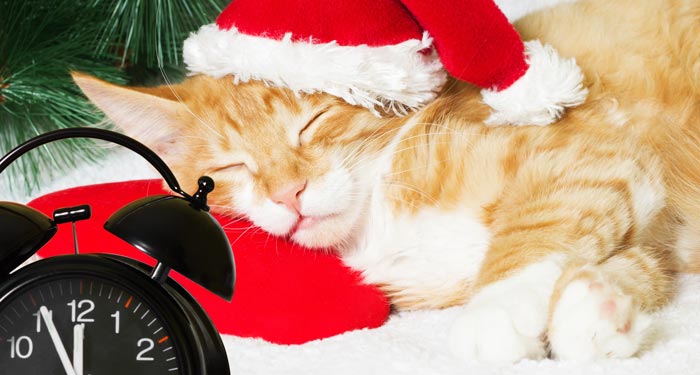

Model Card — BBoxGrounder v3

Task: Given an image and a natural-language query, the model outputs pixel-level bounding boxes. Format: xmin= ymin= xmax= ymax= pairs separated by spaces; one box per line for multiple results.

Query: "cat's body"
xmin=75 ymin=0 xmax=700 ymax=363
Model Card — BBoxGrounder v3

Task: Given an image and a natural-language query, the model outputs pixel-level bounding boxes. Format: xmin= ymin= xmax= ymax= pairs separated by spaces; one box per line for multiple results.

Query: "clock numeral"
xmin=111 ymin=311 xmax=120 ymax=334
xmin=67 ymin=299 xmax=95 ymax=323
xmin=7 ymin=336 xmax=33 ymax=359
xmin=32 ymin=309 xmax=52 ymax=333
xmin=136 ymin=338 xmax=155 ymax=361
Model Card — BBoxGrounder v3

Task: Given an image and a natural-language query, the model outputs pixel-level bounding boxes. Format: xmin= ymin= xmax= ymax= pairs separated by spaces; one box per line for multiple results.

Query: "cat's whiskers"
xmin=342 ymin=137 xmax=459 ymax=172
xmin=336 ymin=125 xmax=401 ymax=169
xmin=167 ymin=134 xmax=218 ymax=142
xmin=339 ymin=121 xmax=470 ymax=169
xmin=208 ymin=204 xmax=244 ymax=219
xmin=228 ymin=221 xmax=261 ymax=246
xmin=329 ymin=178 xmax=440 ymax=209
xmin=157 ymin=66 xmax=224 ymax=141
xmin=383 ymin=161 xmax=450 ymax=177
xmin=341 ymin=122 xmax=477 ymax=172
xmin=380 ymin=180 xmax=440 ymax=207
xmin=339 ymin=129 xmax=414 ymax=172
xmin=216 ymin=215 xmax=248 ymax=226
xmin=222 ymin=224 xmax=260 ymax=232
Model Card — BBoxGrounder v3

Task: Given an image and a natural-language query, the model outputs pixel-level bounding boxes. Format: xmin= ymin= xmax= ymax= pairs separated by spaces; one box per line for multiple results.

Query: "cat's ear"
xmin=71 ymin=72 xmax=185 ymax=157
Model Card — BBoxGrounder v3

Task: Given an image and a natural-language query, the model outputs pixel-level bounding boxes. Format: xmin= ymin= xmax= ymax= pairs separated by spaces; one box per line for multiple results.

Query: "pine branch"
xmin=0 ymin=0 xmax=227 ymax=195
xmin=0 ymin=0 xmax=125 ymax=194
xmin=91 ymin=0 xmax=227 ymax=70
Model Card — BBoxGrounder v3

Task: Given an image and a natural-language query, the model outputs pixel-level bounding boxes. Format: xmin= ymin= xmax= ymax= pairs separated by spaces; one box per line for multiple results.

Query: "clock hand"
xmin=40 ymin=306 xmax=77 ymax=375
xmin=73 ymin=323 xmax=85 ymax=375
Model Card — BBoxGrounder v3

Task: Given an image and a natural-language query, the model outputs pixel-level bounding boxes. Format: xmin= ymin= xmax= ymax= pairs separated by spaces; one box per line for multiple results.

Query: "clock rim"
xmin=0 ymin=254 xmax=230 ymax=375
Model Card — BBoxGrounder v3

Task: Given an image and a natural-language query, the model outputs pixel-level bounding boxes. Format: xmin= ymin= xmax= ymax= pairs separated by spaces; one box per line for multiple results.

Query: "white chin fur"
xmin=235 ymin=161 xmax=365 ymax=248
xmin=247 ymin=200 xmax=298 ymax=236
xmin=482 ymin=40 xmax=588 ymax=127
xmin=291 ymin=214 xmax=354 ymax=249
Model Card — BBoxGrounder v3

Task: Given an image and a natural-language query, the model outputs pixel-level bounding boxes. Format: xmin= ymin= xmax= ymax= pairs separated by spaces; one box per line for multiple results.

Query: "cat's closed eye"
xmin=210 ymin=152 xmax=259 ymax=175
xmin=211 ymin=163 xmax=247 ymax=174
xmin=298 ymin=109 xmax=328 ymax=145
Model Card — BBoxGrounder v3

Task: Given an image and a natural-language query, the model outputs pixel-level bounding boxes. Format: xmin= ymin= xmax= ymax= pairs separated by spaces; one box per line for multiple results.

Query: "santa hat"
xmin=183 ymin=0 xmax=587 ymax=126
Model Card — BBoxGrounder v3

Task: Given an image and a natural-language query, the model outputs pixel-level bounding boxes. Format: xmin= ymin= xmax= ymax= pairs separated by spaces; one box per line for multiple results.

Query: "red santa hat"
xmin=183 ymin=0 xmax=587 ymax=126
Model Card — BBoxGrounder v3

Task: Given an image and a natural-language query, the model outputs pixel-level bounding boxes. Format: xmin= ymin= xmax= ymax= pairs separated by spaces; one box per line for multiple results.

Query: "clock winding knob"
xmin=190 ymin=176 xmax=215 ymax=211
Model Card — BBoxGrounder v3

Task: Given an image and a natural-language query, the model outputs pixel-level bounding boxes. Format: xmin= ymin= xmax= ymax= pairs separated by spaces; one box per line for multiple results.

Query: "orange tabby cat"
xmin=73 ymin=0 xmax=700 ymax=363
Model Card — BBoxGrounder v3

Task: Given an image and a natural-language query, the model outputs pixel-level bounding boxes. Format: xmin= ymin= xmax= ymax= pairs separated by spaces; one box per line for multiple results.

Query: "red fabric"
xmin=400 ymin=0 xmax=528 ymax=90
xmin=214 ymin=0 xmax=527 ymax=90
xmin=217 ymin=0 xmax=423 ymax=47
xmin=28 ymin=180 xmax=390 ymax=345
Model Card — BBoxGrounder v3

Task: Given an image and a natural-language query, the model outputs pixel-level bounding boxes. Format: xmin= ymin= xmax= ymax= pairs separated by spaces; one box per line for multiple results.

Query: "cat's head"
xmin=73 ymin=73 xmax=402 ymax=249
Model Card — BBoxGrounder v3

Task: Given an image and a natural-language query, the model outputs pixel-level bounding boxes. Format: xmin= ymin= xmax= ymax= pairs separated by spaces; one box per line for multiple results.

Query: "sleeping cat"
xmin=73 ymin=0 xmax=700 ymax=363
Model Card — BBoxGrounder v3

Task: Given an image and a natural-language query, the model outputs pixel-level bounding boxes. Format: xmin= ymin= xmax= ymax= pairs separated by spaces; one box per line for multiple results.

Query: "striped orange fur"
xmin=74 ymin=0 xmax=700 ymax=361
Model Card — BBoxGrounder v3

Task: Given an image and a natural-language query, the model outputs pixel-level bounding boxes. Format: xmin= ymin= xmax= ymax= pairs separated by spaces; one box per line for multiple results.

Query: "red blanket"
xmin=28 ymin=179 xmax=389 ymax=344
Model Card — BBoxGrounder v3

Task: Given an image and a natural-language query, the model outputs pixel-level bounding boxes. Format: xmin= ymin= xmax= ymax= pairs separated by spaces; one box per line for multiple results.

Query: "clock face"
xmin=0 ymin=275 xmax=184 ymax=375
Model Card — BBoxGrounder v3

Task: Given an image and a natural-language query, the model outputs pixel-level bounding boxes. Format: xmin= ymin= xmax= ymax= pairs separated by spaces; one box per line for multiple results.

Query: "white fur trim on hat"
xmin=482 ymin=40 xmax=588 ymax=126
xmin=183 ymin=24 xmax=447 ymax=116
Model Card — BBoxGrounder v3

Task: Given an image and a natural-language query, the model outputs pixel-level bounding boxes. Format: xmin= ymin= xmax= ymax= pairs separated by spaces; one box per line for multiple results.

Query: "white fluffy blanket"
xmin=4 ymin=2 xmax=700 ymax=373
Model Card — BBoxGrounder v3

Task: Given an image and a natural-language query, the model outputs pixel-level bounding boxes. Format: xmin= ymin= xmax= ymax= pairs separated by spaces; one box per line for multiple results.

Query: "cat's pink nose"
xmin=271 ymin=181 xmax=306 ymax=214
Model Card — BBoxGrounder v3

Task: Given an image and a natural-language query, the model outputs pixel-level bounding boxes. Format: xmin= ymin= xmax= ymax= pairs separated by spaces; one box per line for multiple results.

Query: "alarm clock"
xmin=0 ymin=128 xmax=234 ymax=375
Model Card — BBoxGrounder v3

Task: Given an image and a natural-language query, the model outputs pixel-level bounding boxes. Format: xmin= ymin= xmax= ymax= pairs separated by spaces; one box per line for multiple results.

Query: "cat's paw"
xmin=548 ymin=272 xmax=651 ymax=360
xmin=448 ymin=289 xmax=547 ymax=363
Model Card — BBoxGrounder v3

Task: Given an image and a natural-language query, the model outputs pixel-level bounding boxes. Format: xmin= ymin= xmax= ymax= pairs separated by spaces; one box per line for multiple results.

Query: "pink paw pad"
xmin=600 ymin=299 xmax=617 ymax=317
xmin=549 ymin=274 xmax=649 ymax=360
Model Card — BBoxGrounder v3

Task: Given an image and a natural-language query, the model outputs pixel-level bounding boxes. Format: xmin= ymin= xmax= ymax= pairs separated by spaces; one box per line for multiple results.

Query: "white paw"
xmin=448 ymin=288 xmax=547 ymax=363
xmin=549 ymin=274 xmax=651 ymax=360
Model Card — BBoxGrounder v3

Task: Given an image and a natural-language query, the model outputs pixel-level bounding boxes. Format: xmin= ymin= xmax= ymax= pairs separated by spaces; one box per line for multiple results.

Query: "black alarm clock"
xmin=0 ymin=128 xmax=234 ymax=375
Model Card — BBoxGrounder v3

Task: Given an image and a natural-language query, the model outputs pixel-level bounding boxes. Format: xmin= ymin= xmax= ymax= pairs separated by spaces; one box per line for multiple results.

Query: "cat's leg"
xmin=447 ymin=200 xmax=621 ymax=363
xmin=547 ymin=245 xmax=673 ymax=360
xmin=448 ymin=146 xmax=667 ymax=363
xmin=448 ymin=254 xmax=566 ymax=363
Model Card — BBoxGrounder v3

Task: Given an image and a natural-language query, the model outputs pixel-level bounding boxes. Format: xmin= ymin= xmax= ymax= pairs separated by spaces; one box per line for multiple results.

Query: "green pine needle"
xmin=0 ymin=0 xmax=226 ymax=196
xmin=0 ymin=0 xmax=126 ymax=195
xmin=92 ymin=0 xmax=227 ymax=68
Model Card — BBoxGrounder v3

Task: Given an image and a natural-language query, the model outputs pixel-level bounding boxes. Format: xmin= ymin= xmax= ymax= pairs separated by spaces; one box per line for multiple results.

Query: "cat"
xmin=72 ymin=0 xmax=700 ymax=363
